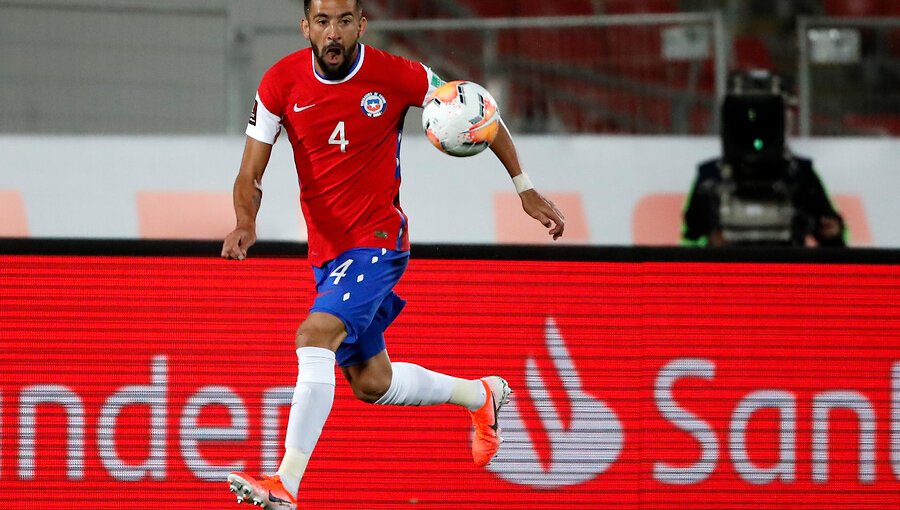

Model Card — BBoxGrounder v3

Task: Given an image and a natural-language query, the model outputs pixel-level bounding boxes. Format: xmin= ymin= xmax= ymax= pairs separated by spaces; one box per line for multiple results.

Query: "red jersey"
xmin=247 ymin=44 xmax=441 ymax=266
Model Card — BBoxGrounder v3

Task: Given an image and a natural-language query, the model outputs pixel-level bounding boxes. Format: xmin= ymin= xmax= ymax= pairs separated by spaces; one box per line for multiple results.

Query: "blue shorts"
xmin=310 ymin=248 xmax=409 ymax=367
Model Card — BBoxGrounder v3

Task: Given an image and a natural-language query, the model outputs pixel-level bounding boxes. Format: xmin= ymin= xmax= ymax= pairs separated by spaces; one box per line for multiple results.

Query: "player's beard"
xmin=315 ymin=42 xmax=357 ymax=80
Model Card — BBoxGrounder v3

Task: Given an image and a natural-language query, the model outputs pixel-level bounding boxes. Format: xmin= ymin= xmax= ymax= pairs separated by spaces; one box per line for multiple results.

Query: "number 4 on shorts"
xmin=330 ymin=259 xmax=354 ymax=284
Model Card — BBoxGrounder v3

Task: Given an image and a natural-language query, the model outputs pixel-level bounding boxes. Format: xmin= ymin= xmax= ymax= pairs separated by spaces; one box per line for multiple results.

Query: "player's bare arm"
xmin=490 ymin=119 xmax=566 ymax=240
xmin=222 ymin=137 xmax=273 ymax=260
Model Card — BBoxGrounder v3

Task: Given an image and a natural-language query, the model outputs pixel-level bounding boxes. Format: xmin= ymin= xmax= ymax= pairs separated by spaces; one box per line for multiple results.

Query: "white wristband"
xmin=512 ymin=173 xmax=534 ymax=194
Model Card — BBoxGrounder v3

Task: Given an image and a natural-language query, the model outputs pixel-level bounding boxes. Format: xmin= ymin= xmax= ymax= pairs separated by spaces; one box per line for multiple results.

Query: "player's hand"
xmin=520 ymin=189 xmax=565 ymax=240
xmin=221 ymin=227 xmax=257 ymax=260
xmin=817 ymin=216 xmax=842 ymax=240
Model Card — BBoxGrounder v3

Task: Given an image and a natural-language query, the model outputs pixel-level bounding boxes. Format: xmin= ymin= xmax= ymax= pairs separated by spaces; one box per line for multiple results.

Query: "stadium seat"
xmin=547 ymin=77 xmax=673 ymax=132
xmin=0 ymin=190 xmax=29 ymax=237
xmin=368 ymin=0 xmax=443 ymax=19
xmin=733 ymin=35 xmax=772 ymax=69
xmin=891 ymin=28 xmax=900 ymax=58
xmin=888 ymin=2 xmax=900 ymax=57
xmin=822 ymin=0 xmax=887 ymax=16
xmin=456 ymin=0 xmax=596 ymax=17
xmin=843 ymin=113 xmax=900 ymax=136
xmin=690 ymin=103 xmax=714 ymax=134
xmin=515 ymin=0 xmax=595 ymax=15
xmin=498 ymin=25 xmax=608 ymax=65
xmin=453 ymin=1 xmax=513 ymax=17
xmin=604 ymin=0 xmax=677 ymax=14
xmin=605 ymin=24 xmax=664 ymax=82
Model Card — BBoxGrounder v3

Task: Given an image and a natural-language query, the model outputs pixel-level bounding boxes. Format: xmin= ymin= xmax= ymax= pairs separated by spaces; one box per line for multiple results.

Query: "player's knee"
xmin=295 ymin=324 xmax=336 ymax=349
xmin=295 ymin=313 xmax=346 ymax=350
xmin=350 ymin=375 xmax=391 ymax=404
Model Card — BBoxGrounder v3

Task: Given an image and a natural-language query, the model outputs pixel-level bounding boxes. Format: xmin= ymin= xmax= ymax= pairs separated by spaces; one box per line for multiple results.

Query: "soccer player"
xmin=221 ymin=0 xmax=565 ymax=507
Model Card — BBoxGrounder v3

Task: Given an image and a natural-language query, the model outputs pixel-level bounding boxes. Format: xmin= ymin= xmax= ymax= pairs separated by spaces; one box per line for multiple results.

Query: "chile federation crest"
xmin=360 ymin=92 xmax=387 ymax=118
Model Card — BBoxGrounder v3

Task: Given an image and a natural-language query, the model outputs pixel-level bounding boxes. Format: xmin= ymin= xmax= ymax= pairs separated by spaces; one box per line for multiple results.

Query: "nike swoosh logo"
xmin=488 ymin=393 xmax=499 ymax=432
xmin=293 ymin=103 xmax=316 ymax=112
xmin=269 ymin=492 xmax=291 ymax=505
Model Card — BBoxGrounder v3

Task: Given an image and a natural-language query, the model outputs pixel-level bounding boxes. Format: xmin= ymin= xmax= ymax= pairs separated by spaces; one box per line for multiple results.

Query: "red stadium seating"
xmin=690 ymin=103 xmax=714 ymax=134
xmin=888 ymin=2 xmax=900 ymax=57
xmin=733 ymin=35 xmax=772 ymax=69
xmin=606 ymin=24 xmax=663 ymax=81
xmin=843 ymin=113 xmax=900 ymax=136
xmin=451 ymin=1 xmax=512 ymax=17
xmin=457 ymin=0 xmax=595 ymax=17
xmin=364 ymin=0 xmax=436 ymax=20
xmin=822 ymin=0 xmax=888 ymax=16
xmin=604 ymin=0 xmax=677 ymax=14
xmin=497 ymin=26 xmax=608 ymax=66
xmin=511 ymin=0 xmax=595 ymax=16
xmin=550 ymin=78 xmax=674 ymax=132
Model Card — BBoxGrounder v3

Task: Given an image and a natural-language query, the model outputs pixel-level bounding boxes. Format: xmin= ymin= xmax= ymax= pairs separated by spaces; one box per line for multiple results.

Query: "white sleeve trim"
xmin=420 ymin=64 xmax=443 ymax=108
xmin=245 ymin=93 xmax=282 ymax=144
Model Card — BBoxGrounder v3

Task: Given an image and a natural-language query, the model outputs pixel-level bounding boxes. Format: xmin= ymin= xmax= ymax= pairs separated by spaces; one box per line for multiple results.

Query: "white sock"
xmin=374 ymin=362 xmax=487 ymax=411
xmin=277 ymin=447 xmax=309 ymax=497
xmin=277 ymin=346 xmax=335 ymax=498
xmin=451 ymin=378 xmax=488 ymax=412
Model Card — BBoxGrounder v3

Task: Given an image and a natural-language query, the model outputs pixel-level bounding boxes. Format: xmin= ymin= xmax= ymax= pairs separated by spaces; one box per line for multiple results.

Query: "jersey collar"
xmin=312 ymin=43 xmax=365 ymax=84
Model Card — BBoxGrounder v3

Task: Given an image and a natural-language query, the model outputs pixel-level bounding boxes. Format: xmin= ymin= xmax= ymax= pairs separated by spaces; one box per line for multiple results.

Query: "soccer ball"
xmin=422 ymin=80 xmax=500 ymax=157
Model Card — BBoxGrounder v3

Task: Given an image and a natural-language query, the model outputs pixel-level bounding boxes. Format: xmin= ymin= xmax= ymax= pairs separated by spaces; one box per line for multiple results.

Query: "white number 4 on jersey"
xmin=329 ymin=121 xmax=349 ymax=152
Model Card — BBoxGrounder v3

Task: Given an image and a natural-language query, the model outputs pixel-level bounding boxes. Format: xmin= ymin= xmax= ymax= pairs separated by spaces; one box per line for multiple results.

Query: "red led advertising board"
xmin=0 ymin=247 xmax=898 ymax=509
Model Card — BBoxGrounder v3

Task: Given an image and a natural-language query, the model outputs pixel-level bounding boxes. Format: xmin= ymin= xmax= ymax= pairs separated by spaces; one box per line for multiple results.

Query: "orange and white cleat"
xmin=227 ymin=472 xmax=297 ymax=509
xmin=469 ymin=376 xmax=512 ymax=467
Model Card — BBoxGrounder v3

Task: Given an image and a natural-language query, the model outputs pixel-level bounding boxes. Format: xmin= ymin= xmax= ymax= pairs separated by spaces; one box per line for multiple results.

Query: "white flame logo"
xmin=487 ymin=317 xmax=623 ymax=487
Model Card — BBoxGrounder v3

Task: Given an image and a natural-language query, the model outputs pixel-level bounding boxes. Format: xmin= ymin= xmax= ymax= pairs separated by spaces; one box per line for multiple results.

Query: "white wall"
xmin=1 ymin=135 xmax=898 ymax=246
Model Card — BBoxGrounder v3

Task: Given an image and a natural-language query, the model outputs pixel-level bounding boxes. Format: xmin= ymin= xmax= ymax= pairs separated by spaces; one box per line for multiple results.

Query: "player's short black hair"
xmin=304 ymin=0 xmax=364 ymax=16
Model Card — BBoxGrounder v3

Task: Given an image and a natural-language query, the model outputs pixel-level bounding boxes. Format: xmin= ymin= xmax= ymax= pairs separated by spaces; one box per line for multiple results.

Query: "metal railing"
xmin=0 ymin=2 xmax=727 ymax=135
xmin=0 ymin=0 xmax=232 ymax=134
xmin=253 ymin=12 xmax=727 ymax=135
xmin=798 ymin=16 xmax=900 ymax=136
